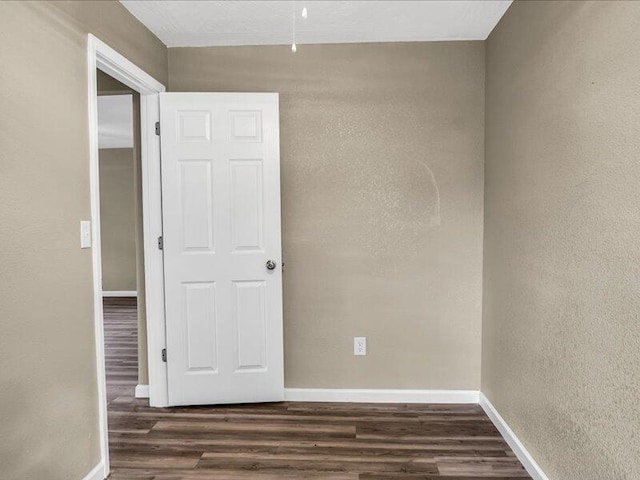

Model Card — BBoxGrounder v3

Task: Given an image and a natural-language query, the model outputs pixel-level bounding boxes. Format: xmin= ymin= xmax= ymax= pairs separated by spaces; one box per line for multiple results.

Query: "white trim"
xmin=88 ymin=34 xmax=167 ymax=480
xmin=101 ymin=290 xmax=137 ymax=297
xmin=139 ymin=90 xmax=169 ymax=409
xmin=87 ymin=37 xmax=109 ymax=480
xmin=135 ymin=384 xmax=150 ymax=398
xmin=479 ymin=393 xmax=549 ymax=480
xmin=82 ymin=461 xmax=105 ymax=480
xmin=91 ymin=38 xmax=164 ymax=95
xmin=284 ymin=388 xmax=479 ymax=404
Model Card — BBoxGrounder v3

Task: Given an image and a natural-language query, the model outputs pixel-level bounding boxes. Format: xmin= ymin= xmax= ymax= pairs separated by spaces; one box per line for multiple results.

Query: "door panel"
xmin=184 ymin=282 xmax=217 ymax=371
xmin=179 ymin=160 xmax=215 ymax=252
xmin=234 ymin=280 xmax=267 ymax=371
xmin=230 ymin=159 xmax=264 ymax=251
xmin=160 ymin=93 xmax=283 ymax=406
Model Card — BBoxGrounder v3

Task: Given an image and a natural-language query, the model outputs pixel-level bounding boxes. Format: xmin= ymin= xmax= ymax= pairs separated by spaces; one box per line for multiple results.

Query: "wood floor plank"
xmin=103 ymin=298 xmax=530 ymax=480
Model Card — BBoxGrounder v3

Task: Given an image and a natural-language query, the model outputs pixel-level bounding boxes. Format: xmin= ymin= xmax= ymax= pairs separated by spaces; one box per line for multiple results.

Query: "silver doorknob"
xmin=266 ymin=260 xmax=277 ymax=270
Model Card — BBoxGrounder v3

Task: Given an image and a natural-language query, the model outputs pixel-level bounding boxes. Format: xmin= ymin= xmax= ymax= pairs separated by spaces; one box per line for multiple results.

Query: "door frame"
xmin=87 ymin=34 xmax=169 ymax=478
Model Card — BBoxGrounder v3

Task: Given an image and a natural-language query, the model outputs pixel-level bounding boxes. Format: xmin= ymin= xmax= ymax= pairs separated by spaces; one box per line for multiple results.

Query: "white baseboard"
xmin=284 ymin=388 xmax=479 ymax=404
xmin=102 ymin=290 xmax=137 ymax=297
xmin=479 ymin=393 xmax=549 ymax=480
xmin=135 ymin=384 xmax=150 ymax=398
xmin=82 ymin=461 xmax=105 ymax=480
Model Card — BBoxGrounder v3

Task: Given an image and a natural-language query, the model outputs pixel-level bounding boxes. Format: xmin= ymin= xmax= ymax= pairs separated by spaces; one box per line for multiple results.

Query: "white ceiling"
xmin=98 ymin=95 xmax=134 ymax=149
xmin=120 ymin=1 xmax=512 ymax=48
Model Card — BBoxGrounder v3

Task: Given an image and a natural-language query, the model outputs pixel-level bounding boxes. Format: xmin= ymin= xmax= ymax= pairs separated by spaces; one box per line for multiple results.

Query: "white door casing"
xmin=160 ymin=93 xmax=283 ymax=406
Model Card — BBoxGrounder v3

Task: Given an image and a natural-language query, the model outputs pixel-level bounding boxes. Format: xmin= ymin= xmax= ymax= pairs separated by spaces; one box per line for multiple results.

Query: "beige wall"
xmin=55 ymin=1 xmax=167 ymax=86
xmin=483 ymin=1 xmax=640 ymax=479
xmin=169 ymin=42 xmax=485 ymax=389
xmin=0 ymin=1 xmax=166 ymax=479
xmin=99 ymin=148 xmax=137 ymax=292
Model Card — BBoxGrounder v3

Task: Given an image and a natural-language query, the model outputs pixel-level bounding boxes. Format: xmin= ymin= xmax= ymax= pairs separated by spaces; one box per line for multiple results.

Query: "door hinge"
xmin=157 ymin=235 xmax=163 ymax=250
xmin=155 ymin=121 xmax=160 ymax=136
xmin=162 ymin=348 xmax=167 ymax=362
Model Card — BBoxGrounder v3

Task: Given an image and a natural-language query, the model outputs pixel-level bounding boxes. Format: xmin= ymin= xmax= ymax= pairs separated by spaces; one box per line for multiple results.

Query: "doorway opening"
xmin=97 ymin=74 xmax=146 ymax=401
xmin=88 ymin=35 xmax=166 ymax=478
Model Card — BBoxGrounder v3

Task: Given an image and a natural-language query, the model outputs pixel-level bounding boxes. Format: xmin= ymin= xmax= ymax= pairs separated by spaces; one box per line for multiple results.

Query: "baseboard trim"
xmin=135 ymin=384 xmax=150 ymax=398
xmin=479 ymin=393 xmax=549 ymax=480
xmin=102 ymin=290 xmax=137 ymax=297
xmin=284 ymin=388 xmax=479 ymax=404
xmin=82 ymin=461 xmax=105 ymax=480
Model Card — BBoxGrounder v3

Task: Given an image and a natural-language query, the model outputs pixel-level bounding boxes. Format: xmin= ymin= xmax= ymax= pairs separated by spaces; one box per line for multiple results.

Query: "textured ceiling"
xmin=120 ymin=1 xmax=512 ymax=48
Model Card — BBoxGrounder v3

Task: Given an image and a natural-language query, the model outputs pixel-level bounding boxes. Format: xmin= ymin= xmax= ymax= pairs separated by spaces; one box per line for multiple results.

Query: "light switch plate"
xmin=80 ymin=220 xmax=92 ymax=249
xmin=354 ymin=337 xmax=367 ymax=356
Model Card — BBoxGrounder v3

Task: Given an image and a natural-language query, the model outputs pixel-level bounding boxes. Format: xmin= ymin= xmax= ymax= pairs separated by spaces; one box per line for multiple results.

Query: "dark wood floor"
xmin=105 ymin=297 xmax=139 ymax=404
xmin=104 ymin=298 xmax=530 ymax=479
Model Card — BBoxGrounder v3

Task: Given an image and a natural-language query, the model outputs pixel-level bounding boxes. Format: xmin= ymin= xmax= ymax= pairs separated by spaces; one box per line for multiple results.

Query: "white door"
xmin=159 ymin=93 xmax=283 ymax=406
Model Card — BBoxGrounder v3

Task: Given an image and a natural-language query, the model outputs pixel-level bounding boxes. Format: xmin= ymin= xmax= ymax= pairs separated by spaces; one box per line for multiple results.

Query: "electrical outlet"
xmin=354 ymin=337 xmax=367 ymax=356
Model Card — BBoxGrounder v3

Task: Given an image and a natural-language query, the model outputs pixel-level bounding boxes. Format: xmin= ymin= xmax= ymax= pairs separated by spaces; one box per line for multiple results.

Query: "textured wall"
xmin=0 ymin=2 xmax=166 ymax=478
xmin=54 ymin=0 xmax=167 ymax=86
xmin=99 ymin=148 xmax=137 ymax=292
xmin=483 ymin=1 xmax=640 ymax=479
xmin=169 ymin=42 xmax=485 ymax=390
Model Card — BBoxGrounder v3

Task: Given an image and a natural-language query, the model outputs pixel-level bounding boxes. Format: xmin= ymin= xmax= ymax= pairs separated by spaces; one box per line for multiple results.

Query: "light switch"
xmin=80 ymin=220 xmax=91 ymax=249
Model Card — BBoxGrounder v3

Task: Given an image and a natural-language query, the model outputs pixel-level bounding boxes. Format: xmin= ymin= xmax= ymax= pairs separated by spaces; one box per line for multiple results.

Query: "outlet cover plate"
xmin=354 ymin=337 xmax=367 ymax=356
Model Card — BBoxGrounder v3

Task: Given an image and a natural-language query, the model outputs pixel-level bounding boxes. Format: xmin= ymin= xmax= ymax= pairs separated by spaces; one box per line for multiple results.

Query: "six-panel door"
xmin=159 ymin=93 xmax=283 ymax=406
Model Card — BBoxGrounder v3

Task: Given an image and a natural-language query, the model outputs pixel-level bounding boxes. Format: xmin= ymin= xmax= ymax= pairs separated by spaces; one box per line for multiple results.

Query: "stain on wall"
xmin=419 ymin=162 xmax=441 ymax=227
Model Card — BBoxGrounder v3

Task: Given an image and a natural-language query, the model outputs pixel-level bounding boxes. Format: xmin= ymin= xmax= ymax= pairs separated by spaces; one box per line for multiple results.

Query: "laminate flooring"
xmin=103 ymin=298 xmax=530 ymax=479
